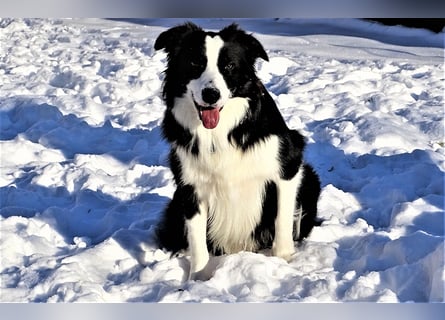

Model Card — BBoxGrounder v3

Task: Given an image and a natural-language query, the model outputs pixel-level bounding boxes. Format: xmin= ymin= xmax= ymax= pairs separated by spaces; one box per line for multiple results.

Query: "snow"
xmin=0 ymin=18 xmax=443 ymax=303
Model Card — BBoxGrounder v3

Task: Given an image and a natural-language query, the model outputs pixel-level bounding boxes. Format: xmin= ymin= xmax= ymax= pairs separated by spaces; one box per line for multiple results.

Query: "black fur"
xmin=154 ymin=22 xmax=321 ymax=256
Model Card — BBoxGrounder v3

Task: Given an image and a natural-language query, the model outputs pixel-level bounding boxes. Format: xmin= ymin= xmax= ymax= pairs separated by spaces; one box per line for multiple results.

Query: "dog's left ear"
xmin=155 ymin=22 xmax=202 ymax=55
xmin=220 ymin=23 xmax=269 ymax=62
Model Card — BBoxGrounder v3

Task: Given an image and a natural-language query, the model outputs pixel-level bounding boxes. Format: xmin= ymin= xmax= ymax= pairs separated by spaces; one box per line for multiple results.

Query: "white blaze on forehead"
xmin=205 ymin=35 xmax=224 ymax=73
xmin=188 ymin=35 xmax=230 ymax=107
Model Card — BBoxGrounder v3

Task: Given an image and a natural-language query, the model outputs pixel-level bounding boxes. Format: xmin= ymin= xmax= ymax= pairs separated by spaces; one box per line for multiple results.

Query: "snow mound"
xmin=1 ymin=18 xmax=443 ymax=302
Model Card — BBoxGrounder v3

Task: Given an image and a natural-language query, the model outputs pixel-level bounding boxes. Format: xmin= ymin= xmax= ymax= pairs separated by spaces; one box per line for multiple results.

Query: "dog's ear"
xmin=220 ymin=23 xmax=269 ymax=62
xmin=154 ymin=22 xmax=202 ymax=54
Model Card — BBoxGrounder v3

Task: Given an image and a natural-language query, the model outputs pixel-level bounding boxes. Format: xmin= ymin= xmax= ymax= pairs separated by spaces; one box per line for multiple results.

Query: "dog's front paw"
xmin=188 ymin=256 xmax=221 ymax=281
xmin=272 ymin=243 xmax=295 ymax=262
xmin=189 ymin=262 xmax=215 ymax=281
xmin=189 ymin=268 xmax=212 ymax=281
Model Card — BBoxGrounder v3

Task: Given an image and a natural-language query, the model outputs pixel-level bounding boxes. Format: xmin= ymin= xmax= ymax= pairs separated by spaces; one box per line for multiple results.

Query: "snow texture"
xmin=0 ymin=18 xmax=444 ymax=302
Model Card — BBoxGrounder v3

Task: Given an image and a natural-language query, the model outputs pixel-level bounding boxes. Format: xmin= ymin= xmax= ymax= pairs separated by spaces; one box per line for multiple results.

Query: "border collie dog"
xmin=154 ymin=23 xmax=321 ymax=280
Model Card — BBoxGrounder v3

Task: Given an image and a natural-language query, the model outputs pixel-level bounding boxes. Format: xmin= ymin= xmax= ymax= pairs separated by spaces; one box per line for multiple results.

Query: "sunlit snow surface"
xmin=0 ymin=18 xmax=443 ymax=302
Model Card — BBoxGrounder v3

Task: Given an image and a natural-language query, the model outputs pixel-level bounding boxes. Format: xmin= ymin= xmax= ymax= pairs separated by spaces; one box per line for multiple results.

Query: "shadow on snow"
xmin=1 ymin=97 xmax=443 ymax=302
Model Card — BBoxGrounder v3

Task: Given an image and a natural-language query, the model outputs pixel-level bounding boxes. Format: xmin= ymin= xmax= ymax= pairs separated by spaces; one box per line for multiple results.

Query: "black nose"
xmin=201 ymin=87 xmax=220 ymax=105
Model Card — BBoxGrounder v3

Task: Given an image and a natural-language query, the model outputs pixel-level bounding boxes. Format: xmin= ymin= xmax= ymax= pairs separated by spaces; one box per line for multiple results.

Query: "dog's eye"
xmin=224 ymin=62 xmax=235 ymax=72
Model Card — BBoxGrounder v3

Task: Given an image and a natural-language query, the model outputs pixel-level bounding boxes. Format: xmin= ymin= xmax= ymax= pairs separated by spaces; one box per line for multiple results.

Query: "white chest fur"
xmin=176 ymin=123 xmax=282 ymax=253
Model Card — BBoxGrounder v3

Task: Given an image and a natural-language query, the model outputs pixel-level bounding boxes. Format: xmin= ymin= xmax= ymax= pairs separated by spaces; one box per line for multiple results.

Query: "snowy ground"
xmin=0 ymin=18 xmax=443 ymax=302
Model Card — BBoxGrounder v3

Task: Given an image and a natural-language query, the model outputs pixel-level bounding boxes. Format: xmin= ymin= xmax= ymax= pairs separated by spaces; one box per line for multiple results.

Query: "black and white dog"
xmin=154 ymin=23 xmax=321 ymax=280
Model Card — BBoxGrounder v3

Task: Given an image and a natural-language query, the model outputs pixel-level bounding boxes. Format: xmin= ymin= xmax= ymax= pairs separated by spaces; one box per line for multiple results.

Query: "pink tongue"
xmin=201 ymin=108 xmax=220 ymax=129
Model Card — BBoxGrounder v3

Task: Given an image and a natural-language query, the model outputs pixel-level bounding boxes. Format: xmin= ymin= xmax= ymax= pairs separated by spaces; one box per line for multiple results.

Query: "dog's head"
xmin=155 ymin=23 xmax=269 ymax=129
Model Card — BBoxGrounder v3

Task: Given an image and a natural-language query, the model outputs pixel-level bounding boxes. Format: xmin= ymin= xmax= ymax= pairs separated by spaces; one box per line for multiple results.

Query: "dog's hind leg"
xmin=296 ymin=164 xmax=321 ymax=240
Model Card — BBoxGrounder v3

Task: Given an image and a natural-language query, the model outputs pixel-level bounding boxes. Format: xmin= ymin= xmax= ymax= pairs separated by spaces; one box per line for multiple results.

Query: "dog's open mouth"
xmin=194 ymin=101 xmax=223 ymax=129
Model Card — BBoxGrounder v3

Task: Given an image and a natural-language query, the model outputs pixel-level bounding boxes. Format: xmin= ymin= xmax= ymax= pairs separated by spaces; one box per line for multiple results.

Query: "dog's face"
xmin=155 ymin=23 xmax=269 ymax=129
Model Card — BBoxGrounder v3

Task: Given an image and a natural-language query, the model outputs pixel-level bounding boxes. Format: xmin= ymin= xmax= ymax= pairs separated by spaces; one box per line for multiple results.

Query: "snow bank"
xmin=0 ymin=18 xmax=443 ymax=302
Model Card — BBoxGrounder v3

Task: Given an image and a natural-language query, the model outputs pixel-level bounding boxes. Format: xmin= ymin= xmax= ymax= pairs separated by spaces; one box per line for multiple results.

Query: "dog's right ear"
xmin=154 ymin=22 xmax=202 ymax=54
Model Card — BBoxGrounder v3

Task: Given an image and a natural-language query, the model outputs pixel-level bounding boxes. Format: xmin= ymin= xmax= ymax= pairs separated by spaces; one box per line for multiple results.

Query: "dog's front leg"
xmin=186 ymin=205 xmax=210 ymax=281
xmin=272 ymin=172 xmax=303 ymax=261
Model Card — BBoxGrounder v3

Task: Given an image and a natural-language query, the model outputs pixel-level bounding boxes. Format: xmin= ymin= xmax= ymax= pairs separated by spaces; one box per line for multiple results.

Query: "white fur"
xmin=175 ymin=95 xmax=303 ymax=274
xmin=186 ymin=204 xmax=209 ymax=279
xmin=188 ymin=36 xmax=231 ymax=108
xmin=177 ymin=131 xmax=282 ymax=253
xmin=272 ymin=168 xmax=304 ymax=261
xmin=171 ymin=34 xmax=304 ymax=278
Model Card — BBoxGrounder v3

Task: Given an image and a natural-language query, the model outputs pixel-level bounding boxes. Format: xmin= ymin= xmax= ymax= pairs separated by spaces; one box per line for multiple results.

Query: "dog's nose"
xmin=201 ymin=87 xmax=220 ymax=105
